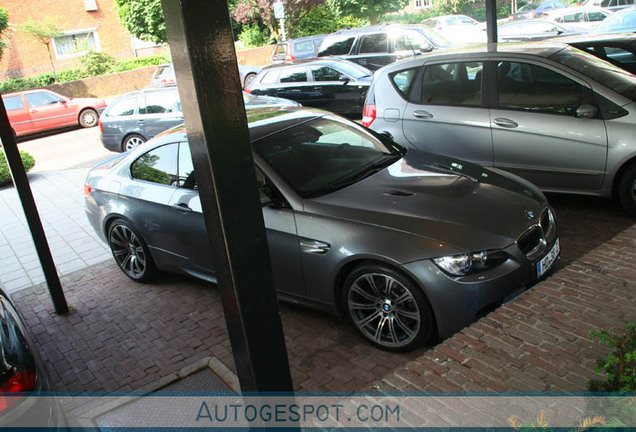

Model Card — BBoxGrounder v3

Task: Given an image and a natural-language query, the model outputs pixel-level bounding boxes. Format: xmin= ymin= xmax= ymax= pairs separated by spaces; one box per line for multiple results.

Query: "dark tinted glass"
xmin=107 ymin=97 xmax=137 ymax=116
xmin=311 ymin=66 xmax=342 ymax=81
xmin=318 ymin=36 xmax=355 ymax=56
xmin=497 ymin=61 xmax=585 ymax=115
xmin=131 ymin=143 xmax=179 ymax=186
xmin=420 ymin=62 xmax=483 ymax=106
xmin=3 ymin=96 xmax=24 ymax=111
xmin=279 ymin=67 xmax=307 ymax=83
xmin=359 ymin=34 xmax=388 ymax=54
xmin=391 ymin=68 xmax=418 ymax=97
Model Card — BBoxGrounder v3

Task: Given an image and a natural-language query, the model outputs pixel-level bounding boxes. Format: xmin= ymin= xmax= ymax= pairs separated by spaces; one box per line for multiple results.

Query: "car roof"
xmin=116 ymin=86 xmax=178 ymax=99
xmin=377 ymin=42 xmax=570 ymax=71
xmin=259 ymin=57 xmax=367 ymax=71
xmin=2 ymin=88 xmax=59 ymax=97
xmin=276 ymin=34 xmax=325 ymax=44
xmin=151 ymin=107 xmax=327 ymax=145
xmin=556 ymin=32 xmax=636 ymax=44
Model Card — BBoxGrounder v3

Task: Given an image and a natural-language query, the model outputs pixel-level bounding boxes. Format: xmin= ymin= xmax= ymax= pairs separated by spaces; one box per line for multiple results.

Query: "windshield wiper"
xmin=306 ymin=153 xmax=401 ymax=198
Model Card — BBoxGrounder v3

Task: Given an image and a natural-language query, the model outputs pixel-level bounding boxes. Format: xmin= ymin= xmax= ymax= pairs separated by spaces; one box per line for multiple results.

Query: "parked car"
xmin=497 ymin=19 xmax=585 ymax=42
xmin=541 ymin=6 xmax=611 ymax=30
xmin=99 ymin=87 xmax=299 ymax=152
xmin=582 ymin=0 xmax=634 ymax=13
xmin=85 ymin=106 xmax=559 ymax=351
xmin=271 ymin=35 xmax=326 ymax=64
xmin=593 ymin=7 xmax=636 ymax=33
xmin=0 ymin=286 xmax=67 ymax=428
xmin=2 ymin=89 xmax=106 ymax=138
xmin=558 ymin=33 xmax=636 ymax=74
xmin=149 ymin=63 xmax=261 ymax=89
xmin=420 ymin=15 xmax=487 ymax=44
xmin=245 ymin=59 xmax=372 ymax=117
xmin=510 ymin=1 xmax=567 ymax=20
xmin=402 ymin=25 xmax=455 ymax=49
xmin=316 ymin=26 xmax=435 ymax=71
xmin=364 ymin=43 xmax=636 ymax=215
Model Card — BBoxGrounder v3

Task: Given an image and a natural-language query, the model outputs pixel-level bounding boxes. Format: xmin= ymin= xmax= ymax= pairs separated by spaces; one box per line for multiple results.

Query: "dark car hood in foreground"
xmin=306 ymin=151 xmax=546 ymax=252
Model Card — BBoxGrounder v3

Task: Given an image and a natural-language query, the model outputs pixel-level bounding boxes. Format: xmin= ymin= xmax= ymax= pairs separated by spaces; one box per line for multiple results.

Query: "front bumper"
xmin=404 ymin=236 xmax=560 ymax=339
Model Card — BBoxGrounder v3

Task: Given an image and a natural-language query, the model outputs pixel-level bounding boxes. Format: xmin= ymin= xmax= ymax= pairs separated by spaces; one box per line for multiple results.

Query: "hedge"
xmin=0 ymin=150 xmax=35 ymax=186
xmin=0 ymin=53 xmax=170 ymax=94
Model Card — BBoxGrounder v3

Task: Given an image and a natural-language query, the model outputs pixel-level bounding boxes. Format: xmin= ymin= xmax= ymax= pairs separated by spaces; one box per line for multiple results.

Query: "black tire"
xmin=618 ymin=164 xmax=636 ymax=217
xmin=243 ymin=73 xmax=257 ymax=88
xmin=344 ymin=263 xmax=434 ymax=351
xmin=79 ymin=109 xmax=99 ymax=128
xmin=107 ymin=219 xmax=157 ymax=282
xmin=122 ymin=134 xmax=146 ymax=152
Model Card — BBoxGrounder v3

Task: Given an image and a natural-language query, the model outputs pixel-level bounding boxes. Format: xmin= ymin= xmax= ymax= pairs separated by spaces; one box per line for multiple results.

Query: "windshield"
xmin=335 ymin=61 xmax=372 ymax=79
xmin=551 ymin=46 xmax=636 ymax=101
xmin=595 ymin=11 xmax=636 ymax=33
xmin=253 ymin=116 xmax=403 ymax=198
xmin=518 ymin=3 xmax=540 ymax=12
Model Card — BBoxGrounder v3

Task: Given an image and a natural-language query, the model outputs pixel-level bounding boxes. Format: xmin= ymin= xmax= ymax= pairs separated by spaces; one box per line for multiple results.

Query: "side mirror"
xmin=576 ymin=104 xmax=598 ymax=119
xmin=339 ymin=75 xmax=350 ymax=84
xmin=420 ymin=44 xmax=434 ymax=53
xmin=259 ymin=188 xmax=272 ymax=207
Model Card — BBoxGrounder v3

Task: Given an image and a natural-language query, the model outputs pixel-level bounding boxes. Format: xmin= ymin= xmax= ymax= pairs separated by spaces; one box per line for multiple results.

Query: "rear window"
xmin=3 ymin=96 xmax=24 ymax=111
xmin=293 ymin=40 xmax=315 ymax=53
xmin=318 ymin=35 xmax=355 ymax=56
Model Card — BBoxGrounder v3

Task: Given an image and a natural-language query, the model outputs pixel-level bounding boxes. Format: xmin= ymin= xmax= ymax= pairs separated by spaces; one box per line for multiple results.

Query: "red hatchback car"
xmin=2 ymin=89 xmax=107 ymax=137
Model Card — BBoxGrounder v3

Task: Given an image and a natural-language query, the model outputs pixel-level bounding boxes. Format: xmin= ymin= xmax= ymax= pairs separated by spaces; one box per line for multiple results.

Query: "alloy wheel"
xmin=109 ymin=223 xmax=148 ymax=279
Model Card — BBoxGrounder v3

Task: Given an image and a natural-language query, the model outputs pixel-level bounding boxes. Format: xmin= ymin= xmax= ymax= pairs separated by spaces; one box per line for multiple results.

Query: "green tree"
xmin=20 ymin=18 xmax=62 ymax=81
xmin=114 ymin=0 xmax=166 ymax=44
xmin=0 ymin=8 xmax=9 ymax=61
xmin=327 ymin=0 xmax=408 ymax=25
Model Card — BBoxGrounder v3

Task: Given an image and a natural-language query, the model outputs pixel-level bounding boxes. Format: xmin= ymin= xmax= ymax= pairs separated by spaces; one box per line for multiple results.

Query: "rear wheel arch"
xmin=121 ymin=133 xmax=146 ymax=152
xmin=613 ymin=157 xmax=636 ymax=216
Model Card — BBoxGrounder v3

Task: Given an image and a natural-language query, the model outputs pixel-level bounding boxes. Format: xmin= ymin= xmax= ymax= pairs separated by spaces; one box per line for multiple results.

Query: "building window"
xmin=52 ymin=30 xmax=100 ymax=59
xmin=414 ymin=0 xmax=432 ymax=9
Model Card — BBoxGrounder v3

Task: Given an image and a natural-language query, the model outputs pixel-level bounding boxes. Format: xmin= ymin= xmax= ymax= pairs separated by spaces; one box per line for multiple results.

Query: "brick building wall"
xmin=0 ymin=0 xmax=162 ymax=80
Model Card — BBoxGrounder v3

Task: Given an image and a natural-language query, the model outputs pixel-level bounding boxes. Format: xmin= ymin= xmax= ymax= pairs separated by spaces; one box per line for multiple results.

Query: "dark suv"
xmin=316 ymin=26 xmax=435 ymax=71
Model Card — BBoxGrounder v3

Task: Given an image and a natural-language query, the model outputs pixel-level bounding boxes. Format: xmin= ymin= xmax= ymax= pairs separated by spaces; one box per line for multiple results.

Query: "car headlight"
xmin=433 ymin=250 xmax=507 ymax=276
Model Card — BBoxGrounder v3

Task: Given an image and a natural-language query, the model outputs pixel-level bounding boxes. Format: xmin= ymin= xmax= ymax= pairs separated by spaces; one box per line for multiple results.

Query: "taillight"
xmin=362 ymin=104 xmax=376 ymax=127
xmin=98 ymin=118 xmax=103 ymax=133
xmin=284 ymin=44 xmax=294 ymax=62
xmin=84 ymin=182 xmax=92 ymax=197
xmin=0 ymin=368 xmax=36 ymax=411
xmin=244 ymin=88 xmax=252 ymax=94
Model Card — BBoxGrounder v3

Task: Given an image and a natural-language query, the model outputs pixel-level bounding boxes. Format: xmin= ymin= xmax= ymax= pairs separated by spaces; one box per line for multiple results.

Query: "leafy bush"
xmin=588 ymin=322 xmax=636 ymax=392
xmin=0 ymin=150 xmax=36 ymax=186
xmin=80 ymin=51 xmax=116 ymax=76
xmin=294 ymin=6 xmax=367 ymax=37
xmin=238 ymin=22 xmax=272 ymax=48
xmin=0 ymin=53 xmax=170 ymax=93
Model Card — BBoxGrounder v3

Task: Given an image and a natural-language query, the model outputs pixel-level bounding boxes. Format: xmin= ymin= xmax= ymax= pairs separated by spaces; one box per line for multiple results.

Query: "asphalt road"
xmin=15 ymin=125 xmax=635 ymax=269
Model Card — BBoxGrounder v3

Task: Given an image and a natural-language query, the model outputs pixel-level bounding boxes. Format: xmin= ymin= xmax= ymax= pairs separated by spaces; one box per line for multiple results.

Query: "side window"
xmin=587 ymin=11 xmax=607 ymax=21
xmin=3 ymin=96 xmax=24 ymax=111
xmin=144 ymin=92 xmax=180 ymax=114
xmin=420 ymin=62 xmax=483 ymax=106
xmin=260 ymin=70 xmax=279 ymax=85
xmin=131 ymin=143 xmax=179 ymax=186
xmin=318 ymin=36 xmax=355 ymax=56
xmin=24 ymin=92 xmax=62 ymax=107
xmin=563 ymin=12 xmax=584 ymax=23
xmin=106 ymin=97 xmax=137 ymax=117
xmin=604 ymin=46 xmax=636 ymax=64
xmin=279 ymin=67 xmax=307 ymax=83
xmin=497 ymin=61 xmax=586 ymax=115
xmin=390 ymin=68 xmax=418 ymax=97
xmin=359 ymin=34 xmax=388 ymax=54
xmin=178 ymin=143 xmax=196 ymax=189
xmin=310 ymin=66 xmax=342 ymax=81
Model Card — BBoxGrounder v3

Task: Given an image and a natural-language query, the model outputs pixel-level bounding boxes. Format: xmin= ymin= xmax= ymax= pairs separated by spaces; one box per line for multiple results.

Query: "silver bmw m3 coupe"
xmin=85 ymin=107 xmax=559 ymax=351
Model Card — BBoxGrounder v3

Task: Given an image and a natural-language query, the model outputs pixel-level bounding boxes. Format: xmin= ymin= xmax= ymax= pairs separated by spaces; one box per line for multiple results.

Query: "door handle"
xmin=30 ymin=109 xmax=38 ymax=113
xmin=413 ymin=110 xmax=433 ymax=119
xmin=494 ymin=118 xmax=519 ymax=128
xmin=172 ymin=203 xmax=192 ymax=213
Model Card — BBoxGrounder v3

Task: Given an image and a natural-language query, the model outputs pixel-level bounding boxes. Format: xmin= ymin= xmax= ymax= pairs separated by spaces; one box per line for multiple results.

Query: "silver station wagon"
xmin=85 ymin=107 xmax=559 ymax=351
xmin=364 ymin=43 xmax=636 ymax=215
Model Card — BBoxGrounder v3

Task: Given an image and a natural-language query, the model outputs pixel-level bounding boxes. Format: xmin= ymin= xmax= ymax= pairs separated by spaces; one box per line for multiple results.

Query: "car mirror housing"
xmin=339 ymin=75 xmax=350 ymax=84
xmin=576 ymin=104 xmax=599 ymax=119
